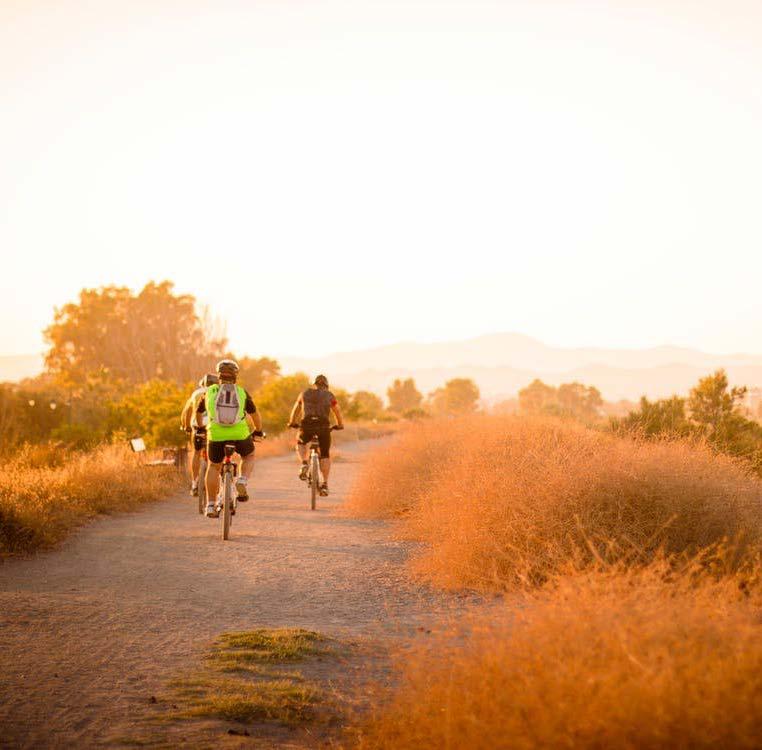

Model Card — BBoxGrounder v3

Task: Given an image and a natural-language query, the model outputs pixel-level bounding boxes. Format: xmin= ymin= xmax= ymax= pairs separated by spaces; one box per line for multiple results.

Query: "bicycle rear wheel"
xmin=310 ymin=453 xmax=319 ymax=511
xmin=198 ymin=458 xmax=207 ymax=515
xmin=222 ymin=471 xmax=233 ymax=540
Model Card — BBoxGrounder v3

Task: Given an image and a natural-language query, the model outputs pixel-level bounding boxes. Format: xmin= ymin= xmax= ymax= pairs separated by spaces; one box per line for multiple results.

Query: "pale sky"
xmin=1 ymin=0 xmax=761 ymax=359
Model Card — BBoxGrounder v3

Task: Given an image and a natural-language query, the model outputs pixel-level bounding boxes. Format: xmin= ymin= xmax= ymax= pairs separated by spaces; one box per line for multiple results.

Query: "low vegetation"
xmin=152 ymin=629 xmax=330 ymax=733
xmin=349 ymin=415 xmax=762 ymax=590
xmin=348 ymin=415 xmax=762 ymax=749
xmin=207 ymin=628 xmax=326 ymax=668
xmin=0 ymin=443 xmax=180 ymax=555
xmin=613 ymin=369 xmax=762 ymax=472
xmin=353 ymin=556 xmax=762 ymax=750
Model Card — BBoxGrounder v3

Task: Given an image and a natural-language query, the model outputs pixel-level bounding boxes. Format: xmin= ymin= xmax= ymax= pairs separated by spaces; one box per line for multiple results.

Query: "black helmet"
xmin=198 ymin=373 xmax=219 ymax=388
xmin=314 ymin=374 xmax=329 ymax=388
xmin=216 ymin=359 xmax=240 ymax=379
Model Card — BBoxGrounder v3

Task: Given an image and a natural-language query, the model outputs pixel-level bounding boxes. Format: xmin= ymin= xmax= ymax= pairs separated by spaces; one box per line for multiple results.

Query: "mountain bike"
xmin=211 ymin=432 xmax=265 ymax=540
xmin=295 ymin=425 xmax=340 ymax=511
xmin=219 ymin=444 xmax=237 ymax=540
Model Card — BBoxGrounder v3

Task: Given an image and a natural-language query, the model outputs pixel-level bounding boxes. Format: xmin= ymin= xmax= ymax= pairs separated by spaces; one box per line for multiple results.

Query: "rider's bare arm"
xmin=196 ymin=399 xmax=206 ymax=426
xmin=288 ymin=395 xmax=303 ymax=426
xmin=331 ymin=402 xmax=345 ymax=429
xmin=180 ymin=398 xmax=194 ymax=430
xmin=243 ymin=393 xmax=262 ymax=433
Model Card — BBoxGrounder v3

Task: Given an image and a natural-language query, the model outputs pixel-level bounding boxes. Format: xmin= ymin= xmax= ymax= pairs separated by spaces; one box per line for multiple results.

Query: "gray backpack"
xmin=213 ymin=383 xmax=242 ymax=425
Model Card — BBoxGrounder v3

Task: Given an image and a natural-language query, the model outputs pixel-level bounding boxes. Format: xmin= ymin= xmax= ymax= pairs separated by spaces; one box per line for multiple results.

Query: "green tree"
xmin=387 ymin=378 xmax=422 ymax=414
xmin=518 ymin=379 xmax=557 ymax=415
xmin=255 ymin=373 xmax=311 ymax=433
xmin=0 ymin=384 xmax=66 ymax=447
xmin=616 ymin=396 xmax=691 ymax=438
xmin=44 ymin=281 xmax=226 ymax=387
xmin=347 ymin=390 xmax=384 ymax=421
xmin=429 ymin=378 xmax=480 ymax=415
xmin=332 ymin=387 xmax=352 ymax=415
xmin=687 ymin=369 xmax=746 ymax=434
xmin=237 ymin=357 xmax=281 ymax=393
xmin=556 ymin=382 xmax=604 ymax=421
xmin=108 ymin=378 xmax=189 ymax=448
xmin=686 ymin=370 xmax=762 ymax=460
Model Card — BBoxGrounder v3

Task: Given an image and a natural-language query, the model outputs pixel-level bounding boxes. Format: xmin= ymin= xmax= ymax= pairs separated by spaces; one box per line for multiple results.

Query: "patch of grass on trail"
xmin=129 ymin=628 xmax=337 ymax=746
xmin=170 ymin=675 xmax=321 ymax=725
xmin=207 ymin=627 xmax=326 ymax=667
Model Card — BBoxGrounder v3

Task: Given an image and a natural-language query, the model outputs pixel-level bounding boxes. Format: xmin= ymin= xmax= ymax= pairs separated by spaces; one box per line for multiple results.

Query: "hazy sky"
xmin=2 ymin=0 xmax=761 ymax=358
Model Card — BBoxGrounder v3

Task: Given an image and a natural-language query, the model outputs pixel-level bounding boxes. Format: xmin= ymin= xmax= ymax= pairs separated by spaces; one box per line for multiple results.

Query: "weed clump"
xmin=348 ymin=416 xmax=762 ymax=590
xmin=0 ymin=444 xmax=180 ymax=555
xmin=353 ymin=557 xmax=762 ymax=749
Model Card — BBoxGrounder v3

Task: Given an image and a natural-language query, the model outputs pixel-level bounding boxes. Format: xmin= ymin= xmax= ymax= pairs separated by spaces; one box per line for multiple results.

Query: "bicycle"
xmin=210 ymin=432 xmax=265 ymax=540
xmin=291 ymin=424 xmax=340 ymax=511
xmin=218 ymin=443 xmax=238 ymax=540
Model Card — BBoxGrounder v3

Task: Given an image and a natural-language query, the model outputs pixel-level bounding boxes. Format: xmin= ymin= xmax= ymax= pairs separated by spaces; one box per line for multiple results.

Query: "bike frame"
xmin=219 ymin=444 xmax=238 ymax=540
xmin=307 ymin=436 xmax=322 ymax=511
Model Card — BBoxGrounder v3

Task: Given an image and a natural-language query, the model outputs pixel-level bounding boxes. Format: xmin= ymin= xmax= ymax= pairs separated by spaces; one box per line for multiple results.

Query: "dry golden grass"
xmin=0 ymin=444 xmax=181 ymax=554
xmin=348 ymin=416 xmax=762 ymax=590
xmin=353 ymin=557 xmax=762 ymax=750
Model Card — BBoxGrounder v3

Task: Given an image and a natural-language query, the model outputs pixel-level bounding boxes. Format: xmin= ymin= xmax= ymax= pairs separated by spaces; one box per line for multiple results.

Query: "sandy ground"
xmin=0 ymin=441 xmax=472 ymax=749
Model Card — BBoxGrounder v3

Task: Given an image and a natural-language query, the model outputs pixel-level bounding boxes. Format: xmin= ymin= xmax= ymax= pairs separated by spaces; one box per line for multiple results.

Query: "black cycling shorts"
xmin=192 ymin=429 xmax=207 ymax=452
xmin=208 ymin=435 xmax=255 ymax=464
xmin=297 ymin=423 xmax=331 ymax=458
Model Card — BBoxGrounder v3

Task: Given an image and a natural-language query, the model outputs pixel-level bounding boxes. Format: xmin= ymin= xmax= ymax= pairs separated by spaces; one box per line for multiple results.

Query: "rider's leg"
xmin=296 ymin=437 xmax=309 ymax=479
xmin=240 ymin=452 xmax=255 ymax=479
xmin=318 ymin=430 xmax=332 ymax=487
xmin=191 ymin=449 xmax=201 ymax=484
xmin=320 ymin=457 xmax=331 ymax=482
xmin=234 ymin=438 xmax=256 ymax=499
xmin=205 ymin=461 xmax=221 ymax=510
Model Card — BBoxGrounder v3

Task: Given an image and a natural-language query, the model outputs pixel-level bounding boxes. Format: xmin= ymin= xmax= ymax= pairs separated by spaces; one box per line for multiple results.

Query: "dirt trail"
xmin=0 ymin=442 xmax=467 ymax=748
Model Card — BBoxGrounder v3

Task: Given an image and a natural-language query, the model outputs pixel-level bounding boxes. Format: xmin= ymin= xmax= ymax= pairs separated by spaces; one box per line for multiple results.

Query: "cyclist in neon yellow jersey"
xmin=196 ymin=359 xmax=263 ymax=518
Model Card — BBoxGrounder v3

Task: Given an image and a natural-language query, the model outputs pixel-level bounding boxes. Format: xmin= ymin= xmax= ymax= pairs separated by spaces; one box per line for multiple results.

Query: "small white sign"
xmin=130 ymin=437 xmax=146 ymax=453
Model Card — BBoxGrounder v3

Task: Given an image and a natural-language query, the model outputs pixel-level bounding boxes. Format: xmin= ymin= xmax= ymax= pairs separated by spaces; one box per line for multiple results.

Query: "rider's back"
xmin=302 ymin=388 xmax=335 ymax=427
xmin=181 ymin=387 xmax=207 ymax=430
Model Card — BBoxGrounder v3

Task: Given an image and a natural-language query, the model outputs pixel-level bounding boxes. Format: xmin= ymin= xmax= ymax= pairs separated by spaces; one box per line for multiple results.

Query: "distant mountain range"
xmin=279 ymin=333 xmax=762 ymax=402
xmin=5 ymin=333 xmax=762 ymax=402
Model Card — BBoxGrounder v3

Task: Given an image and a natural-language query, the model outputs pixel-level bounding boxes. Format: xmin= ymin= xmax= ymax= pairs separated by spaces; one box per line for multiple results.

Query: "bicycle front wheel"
xmin=222 ymin=471 xmax=233 ymax=540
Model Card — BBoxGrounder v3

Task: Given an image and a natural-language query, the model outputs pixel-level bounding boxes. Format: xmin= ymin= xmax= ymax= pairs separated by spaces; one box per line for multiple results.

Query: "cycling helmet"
xmin=314 ymin=374 xmax=329 ymax=388
xmin=216 ymin=359 xmax=240 ymax=378
xmin=198 ymin=373 xmax=219 ymax=388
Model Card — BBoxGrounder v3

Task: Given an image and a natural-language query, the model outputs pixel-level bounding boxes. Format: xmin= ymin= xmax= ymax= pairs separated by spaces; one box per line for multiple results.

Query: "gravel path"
xmin=0 ymin=441 xmax=467 ymax=748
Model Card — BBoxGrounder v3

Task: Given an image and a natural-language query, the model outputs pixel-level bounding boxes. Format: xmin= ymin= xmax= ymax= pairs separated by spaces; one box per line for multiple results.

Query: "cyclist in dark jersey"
xmin=288 ymin=374 xmax=344 ymax=496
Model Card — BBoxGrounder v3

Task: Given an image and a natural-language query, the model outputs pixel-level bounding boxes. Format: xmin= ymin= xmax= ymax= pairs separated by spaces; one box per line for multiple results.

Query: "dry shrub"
xmin=347 ymin=416 xmax=762 ymax=590
xmin=354 ymin=559 xmax=762 ymax=750
xmin=0 ymin=444 xmax=181 ymax=554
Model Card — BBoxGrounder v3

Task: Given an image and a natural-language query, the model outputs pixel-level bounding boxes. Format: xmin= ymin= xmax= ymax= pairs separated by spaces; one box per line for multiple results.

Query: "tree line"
xmin=0 ymin=282 xmax=482 ymax=451
xmin=12 ymin=280 xmax=755 ymax=464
